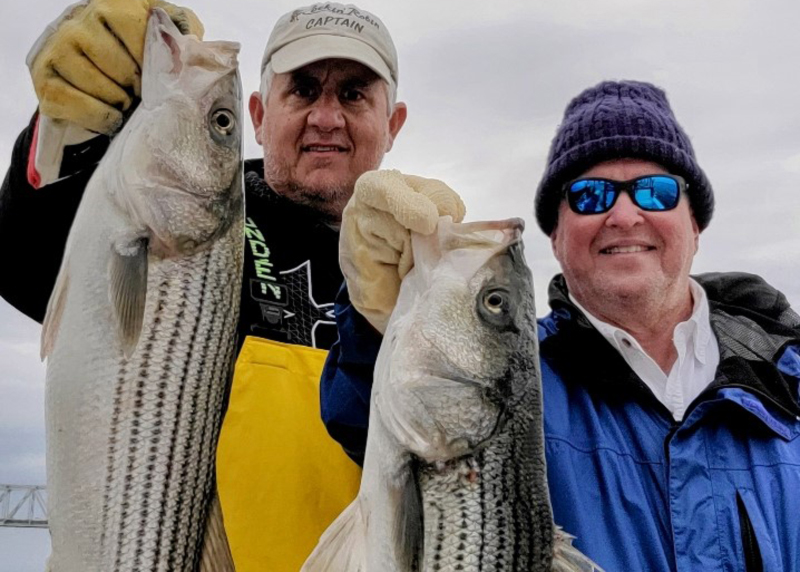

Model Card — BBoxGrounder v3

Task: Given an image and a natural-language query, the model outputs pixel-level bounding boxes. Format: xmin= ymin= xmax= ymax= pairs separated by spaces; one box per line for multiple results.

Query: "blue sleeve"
xmin=320 ymin=282 xmax=383 ymax=466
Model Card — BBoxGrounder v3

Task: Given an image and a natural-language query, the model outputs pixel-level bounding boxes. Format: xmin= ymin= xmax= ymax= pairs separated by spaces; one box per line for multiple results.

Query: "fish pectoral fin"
xmin=109 ymin=240 xmax=148 ymax=358
xmin=551 ymin=525 xmax=606 ymax=572
xmin=41 ymin=264 xmax=70 ymax=360
xmin=302 ymin=499 xmax=366 ymax=572
xmin=397 ymin=471 xmax=423 ymax=571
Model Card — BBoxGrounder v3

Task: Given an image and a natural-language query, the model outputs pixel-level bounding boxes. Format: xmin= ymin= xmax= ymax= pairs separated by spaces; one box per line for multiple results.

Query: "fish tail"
xmin=301 ymin=499 xmax=366 ymax=572
xmin=551 ymin=526 xmax=605 ymax=572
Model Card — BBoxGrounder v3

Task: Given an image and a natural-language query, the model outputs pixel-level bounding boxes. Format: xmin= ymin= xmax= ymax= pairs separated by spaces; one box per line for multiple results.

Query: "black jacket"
xmin=0 ymin=114 xmax=343 ymax=351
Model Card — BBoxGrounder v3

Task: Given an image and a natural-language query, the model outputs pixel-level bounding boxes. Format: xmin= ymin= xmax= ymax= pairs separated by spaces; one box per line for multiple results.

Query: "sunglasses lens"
xmin=633 ymin=176 xmax=680 ymax=211
xmin=567 ymin=175 xmax=682 ymax=214
xmin=568 ymin=180 xmax=615 ymax=213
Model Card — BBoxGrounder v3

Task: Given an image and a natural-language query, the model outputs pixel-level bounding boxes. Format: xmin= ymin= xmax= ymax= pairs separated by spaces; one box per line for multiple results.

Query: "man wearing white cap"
xmin=250 ymin=3 xmax=407 ymax=221
xmin=0 ymin=1 xmax=462 ymax=570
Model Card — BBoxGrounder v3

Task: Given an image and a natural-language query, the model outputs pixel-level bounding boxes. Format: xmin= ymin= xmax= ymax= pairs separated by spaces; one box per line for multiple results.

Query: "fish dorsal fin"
xmin=301 ymin=500 xmax=367 ymax=572
xmin=40 ymin=265 xmax=70 ymax=360
xmin=551 ymin=526 xmax=606 ymax=572
xmin=109 ymin=240 xmax=148 ymax=358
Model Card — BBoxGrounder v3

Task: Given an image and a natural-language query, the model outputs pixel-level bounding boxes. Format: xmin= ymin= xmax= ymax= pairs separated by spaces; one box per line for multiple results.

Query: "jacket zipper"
xmin=666 ymin=386 xmax=779 ymax=572
xmin=736 ymin=492 xmax=763 ymax=572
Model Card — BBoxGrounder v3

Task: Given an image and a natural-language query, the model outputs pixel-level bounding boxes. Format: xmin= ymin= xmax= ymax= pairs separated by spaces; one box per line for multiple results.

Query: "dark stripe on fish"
xmin=183 ymin=264 xmax=220 ymax=570
xmin=87 ymin=240 xmax=239 ymax=571
xmin=499 ymin=445 xmax=509 ymax=569
xmin=477 ymin=448 xmax=486 ymax=571
xmin=130 ymin=276 xmax=170 ymax=572
xmin=512 ymin=433 xmax=523 ymax=570
xmin=151 ymin=261 xmax=203 ymax=569
xmin=163 ymin=252 xmax=212 ymax=570
xmin=101 ymin=357 xmax=128 ymax=553
xmin=181 ymin=248 xmax=236 ymax=571
xmin=170 ymin=253 xmax=216 ymax=569
xmin=187 ymin=262 xmax=227 ymax=568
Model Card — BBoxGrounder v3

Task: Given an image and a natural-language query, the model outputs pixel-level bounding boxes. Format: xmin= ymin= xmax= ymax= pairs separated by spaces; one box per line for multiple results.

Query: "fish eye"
xmin=211 ymin=109 xmax=235 ymax=136
xmin=483 ymin=289 xmax=508 ymax=314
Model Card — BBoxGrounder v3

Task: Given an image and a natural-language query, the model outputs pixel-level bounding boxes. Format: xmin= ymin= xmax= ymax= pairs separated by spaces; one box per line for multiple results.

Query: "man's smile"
xmin=599 ymin=244 xmax=656 ymax=255
xmin=301 ymin=144 xmax=349 ymax=153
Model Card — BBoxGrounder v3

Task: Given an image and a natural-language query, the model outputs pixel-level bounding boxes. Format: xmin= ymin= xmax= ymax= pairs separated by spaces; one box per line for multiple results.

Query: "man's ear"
xmin=550 ymin=227 xmax=559 ymax=258
xmin=549 ymin=203 xmax=567 ymax=261
xmin=249 ymin=91 xmax=265 ymax=146
xmin=384 ymin=102 xmax=407 ymax=152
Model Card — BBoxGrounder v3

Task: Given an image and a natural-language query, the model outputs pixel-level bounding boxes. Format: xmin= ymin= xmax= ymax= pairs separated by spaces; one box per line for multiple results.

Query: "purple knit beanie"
xmin=534 ymin=80 xmax=714 ymax=235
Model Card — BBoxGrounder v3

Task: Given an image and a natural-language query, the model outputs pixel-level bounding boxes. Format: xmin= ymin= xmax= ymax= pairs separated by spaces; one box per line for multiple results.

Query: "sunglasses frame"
xmin=564 ymin=174 xmax=687 ymax=215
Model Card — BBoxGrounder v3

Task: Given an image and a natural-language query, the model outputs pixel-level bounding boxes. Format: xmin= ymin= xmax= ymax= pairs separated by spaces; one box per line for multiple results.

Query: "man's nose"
xmin=307 ymin=95 xmax=346 ymax=131
xmin=605 ymin=192 xmax=644 ymax=229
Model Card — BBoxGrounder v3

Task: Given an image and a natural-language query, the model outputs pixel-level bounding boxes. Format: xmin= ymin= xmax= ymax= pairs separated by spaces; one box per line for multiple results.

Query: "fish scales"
xmin=303 ymin=218 xmax=602 ymax=572
xmin=46 ymin=185 xmax=242 ymax=572
xmin=41 ymin=10 xmax=242 ymax=572
xmin=417 ymin=403 xmax=555 ymax=571
xmin=143 ymin=253 xmax=235 ymax=568
xmin=102 ymin=248 xmax=240 ymax=571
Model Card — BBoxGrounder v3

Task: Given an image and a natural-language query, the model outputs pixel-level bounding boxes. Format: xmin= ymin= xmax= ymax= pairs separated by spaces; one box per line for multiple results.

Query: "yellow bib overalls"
xmin=216 ymin=336 xmax=361 ymax=571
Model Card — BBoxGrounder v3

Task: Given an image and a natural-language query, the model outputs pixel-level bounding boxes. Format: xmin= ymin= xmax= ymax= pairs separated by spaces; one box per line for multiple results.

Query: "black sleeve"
xmin=0 ymin=112 xmax=107 ymax=323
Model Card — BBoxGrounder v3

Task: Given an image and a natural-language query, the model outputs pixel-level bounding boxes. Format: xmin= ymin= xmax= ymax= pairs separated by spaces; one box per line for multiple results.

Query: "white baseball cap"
xmin=261 ymin=3 xmax=398 ymax=85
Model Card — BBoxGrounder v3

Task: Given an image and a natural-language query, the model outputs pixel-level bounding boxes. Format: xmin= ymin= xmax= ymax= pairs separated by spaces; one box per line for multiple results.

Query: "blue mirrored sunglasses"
xmin=565 ymin=174 xmax=686 ymax=215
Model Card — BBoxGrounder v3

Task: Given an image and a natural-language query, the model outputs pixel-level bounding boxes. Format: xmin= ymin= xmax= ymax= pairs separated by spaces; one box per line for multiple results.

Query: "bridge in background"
xmin=0 ymin=484 xmax=47 ymax=528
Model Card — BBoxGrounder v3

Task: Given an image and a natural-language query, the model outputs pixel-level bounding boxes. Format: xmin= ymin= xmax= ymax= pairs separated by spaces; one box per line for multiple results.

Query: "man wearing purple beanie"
xmin=321 ymin=79 xmax=800 ymax=570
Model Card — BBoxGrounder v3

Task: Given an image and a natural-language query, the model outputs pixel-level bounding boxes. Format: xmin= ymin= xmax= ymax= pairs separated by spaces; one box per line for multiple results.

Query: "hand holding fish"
xmin=29 ymin=0 xmax=204 ymax=134
xmin=307 ymin=217 xmax=603 ymax=571
xmin=340 ymin=169 xmax=466 ymax=333
xmin=40 ymin=8 xmax=241 ymax=570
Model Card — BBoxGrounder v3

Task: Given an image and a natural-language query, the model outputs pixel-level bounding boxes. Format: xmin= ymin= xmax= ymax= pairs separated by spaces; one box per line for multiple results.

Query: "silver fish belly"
xmin=41 ymin=10 xmax=242 ymax=572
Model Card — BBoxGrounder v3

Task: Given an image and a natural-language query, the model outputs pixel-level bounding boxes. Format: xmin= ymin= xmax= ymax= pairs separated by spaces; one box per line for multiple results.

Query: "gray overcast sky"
xmin=2 ymin=0 xmax=799 ymax=569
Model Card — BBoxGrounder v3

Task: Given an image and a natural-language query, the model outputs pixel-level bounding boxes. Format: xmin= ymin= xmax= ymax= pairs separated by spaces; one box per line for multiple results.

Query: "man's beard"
xmin=262 ymin=150 xmax=386 ymax=224
xmin=281 ymin=180 xmax=350 ymax=222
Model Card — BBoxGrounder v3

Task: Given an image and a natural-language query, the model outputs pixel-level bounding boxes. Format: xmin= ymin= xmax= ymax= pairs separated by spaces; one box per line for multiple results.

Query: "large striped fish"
xmin=304 ymin=218 xmax=602 ymax=571
xmin=40 ymin=9 xmax=242 ymax=571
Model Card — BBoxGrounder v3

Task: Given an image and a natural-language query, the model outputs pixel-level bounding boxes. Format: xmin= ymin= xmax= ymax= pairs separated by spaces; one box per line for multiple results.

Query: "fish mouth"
xmin=148 ymin=172 xmax=237 ymax=202
xmin=447 ymin=374 xmax=487 ymax=390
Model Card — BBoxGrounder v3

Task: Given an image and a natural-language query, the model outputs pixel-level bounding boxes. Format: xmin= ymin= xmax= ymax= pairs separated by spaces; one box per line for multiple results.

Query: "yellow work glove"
xmin=340 ymin=170 xmax=467 ymax=333
xmin=30 ymin=0 xmax=204 ymax=135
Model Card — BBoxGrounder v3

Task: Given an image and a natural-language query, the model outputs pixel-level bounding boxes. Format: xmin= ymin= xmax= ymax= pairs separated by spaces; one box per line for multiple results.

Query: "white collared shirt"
xmin=569 ymin=279 xmax=720 ymax=421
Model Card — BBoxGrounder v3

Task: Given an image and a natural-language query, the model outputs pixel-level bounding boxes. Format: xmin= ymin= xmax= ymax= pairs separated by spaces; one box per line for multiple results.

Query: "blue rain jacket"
xmin=320 ymin=272 xmax=800 ymax=572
